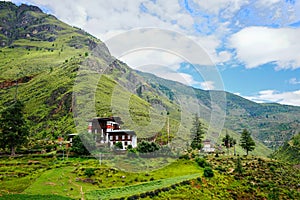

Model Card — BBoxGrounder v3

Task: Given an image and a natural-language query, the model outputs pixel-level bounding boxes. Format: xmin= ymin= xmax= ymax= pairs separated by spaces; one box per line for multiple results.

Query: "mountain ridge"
xmin=0 ymin=2 xmax=300 ymax=156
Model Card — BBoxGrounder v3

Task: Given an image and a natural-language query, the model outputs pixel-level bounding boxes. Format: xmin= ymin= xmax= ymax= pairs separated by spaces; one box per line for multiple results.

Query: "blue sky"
xmin=6 ymin=0 xmax=300 ymax=106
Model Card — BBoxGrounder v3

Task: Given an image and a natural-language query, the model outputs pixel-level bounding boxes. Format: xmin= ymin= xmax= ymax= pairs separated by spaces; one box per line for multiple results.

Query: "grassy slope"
xmin=272 ymin=132 xmax=300 ymax=164
xmin=0 ymin=156 xmax=299 ymax=200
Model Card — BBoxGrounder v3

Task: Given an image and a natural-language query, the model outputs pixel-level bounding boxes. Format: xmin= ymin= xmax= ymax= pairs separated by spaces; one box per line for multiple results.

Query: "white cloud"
xmin=19 ymin=0 xmax=229 ymax=66
xmin=242 ymin=90 xmax=300 ymax=106
xmin=289 ymin=78 xmax=300 ymax=85
xmin=200 ymin=81 xmax=215 ymax=90
xmin=135 ymin=64 xmax=200 ymax=87
xmin=229 ymin=26 xmax=300 ymax=69
xmin=256 ymin=0 xmax=280 ymax=6
xmin=194 ymin=0 xmax=248 ymax=16
xmin=119 ymin=49 xmax=183 ymax=71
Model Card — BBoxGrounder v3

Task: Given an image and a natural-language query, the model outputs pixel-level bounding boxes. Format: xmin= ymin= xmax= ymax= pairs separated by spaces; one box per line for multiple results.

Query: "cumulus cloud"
xmin=289 ymin=78 xmax=300 ymax=85
xmin=135 ymin=64 xmax=200 ymax=87
xmin=200 ymin=81 xmax=215 ymax=90
xmin=119 ymin=49 xmax=183 ymax=71
xmin=256 ymin=0 xmax=280 ymax=6
xmin=229 ymin=26 xmax=300 ymax=69
xmin=194 ymin=0 xmax=248 ymax=16
xmin=19 ymin=0 xmax=229 ymax=67
xmin=242 ymin=90 xmax=300 ymax=106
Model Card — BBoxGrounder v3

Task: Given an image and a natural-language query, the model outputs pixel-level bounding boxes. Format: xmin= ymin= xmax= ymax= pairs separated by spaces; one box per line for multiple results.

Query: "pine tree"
xmin=240 ymin=129 xmax=255 ymax=156
xmin=0 ymin=100 xmax=29 ymax=156
xmin=222 ymin=132 xmax=233 ymax=155
xmin=190 ymin=114 xmax=205 ymax=150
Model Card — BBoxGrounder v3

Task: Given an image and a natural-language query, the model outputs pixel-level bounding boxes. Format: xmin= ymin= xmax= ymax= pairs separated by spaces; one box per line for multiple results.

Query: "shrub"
xmin=203 ymin=167 xmax=214 ymax=178
xmin=137 ymin=141 xmax=160 ymax=153
xmin=195 ymin=157 xmax=210 ymax=168
xmin=71 ymin=133 xmax=96 ymax=155
xmin=114 ymin=142 xmax=123 ymax=150
xmin=84 ymin=168 xmax=95 ymax=177
xmin=235 ymin=157 xmax=244 ymax=175
xmin=179 ymin=153 xmax=190 ymax=160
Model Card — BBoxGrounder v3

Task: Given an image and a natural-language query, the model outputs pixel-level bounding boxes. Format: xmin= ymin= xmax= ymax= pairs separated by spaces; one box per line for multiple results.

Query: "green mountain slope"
xmin=136 ymin=70 xmax=300 ymax=149
xmin=272 ymin=132 xmax=300 ymax=164
xmin=1 ymin=2 xmax=300 ymax=157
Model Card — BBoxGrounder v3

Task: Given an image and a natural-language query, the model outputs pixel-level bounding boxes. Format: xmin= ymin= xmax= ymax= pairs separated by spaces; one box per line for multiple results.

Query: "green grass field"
xmin=0 ymin=154 xmax=299 ymax=200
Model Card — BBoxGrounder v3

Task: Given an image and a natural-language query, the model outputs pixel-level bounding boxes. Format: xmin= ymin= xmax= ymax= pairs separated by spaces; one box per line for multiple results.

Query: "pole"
xmin=167 ymin=116 xmax=169 ymax=146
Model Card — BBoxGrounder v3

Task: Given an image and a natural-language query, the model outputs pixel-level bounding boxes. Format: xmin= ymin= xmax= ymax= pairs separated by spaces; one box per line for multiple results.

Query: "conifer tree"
xmin=190 ymin=114 xmax=205 ymax=150
xmin=240 ymin=129 xmax=255 ymax=156
xmin=0 ymin=100 xmax=29 ymax=156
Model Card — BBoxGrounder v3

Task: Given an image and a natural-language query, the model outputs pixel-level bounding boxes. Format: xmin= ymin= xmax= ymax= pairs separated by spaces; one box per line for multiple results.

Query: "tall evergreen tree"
xmin=240 ymin=129 xmax=255 ymax=156
xmin=0 ymin=100 xmax=29 ymax=156
xmin=222 ymin=132 xmax=235 ymax=155
xmin=190 ymin=114 xmax=205 ymax=150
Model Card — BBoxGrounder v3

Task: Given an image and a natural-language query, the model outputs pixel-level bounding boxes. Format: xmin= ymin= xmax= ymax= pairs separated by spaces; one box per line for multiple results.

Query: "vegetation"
xmin=0 ymin=100 xmax=29 ymax=156
xmin=234 ymin=156 xmax=244 ymax=175
xmin=0 ymin=2 xmax=300 ymax=199
xmin=71 ymin=134 xmax=95 ymax=155
xmin=271 ymin=132 xmax=300 ymax=164
xmin=222 ymin=132 xmax=236 ymax=155
xmin=240 ymin=129 xmax=256 ymax=156
xmin=0 ymin=155 xmax=298 ymax=200
xmin=114 ymin=142 xmax=123 ymax=150
xmin=137 ymin=140 xmax=160 ymax=153
xmin=190 ymin=114 xmax=205 ymax=150
xmin=203 ymin=167 xmax=214 ymax=178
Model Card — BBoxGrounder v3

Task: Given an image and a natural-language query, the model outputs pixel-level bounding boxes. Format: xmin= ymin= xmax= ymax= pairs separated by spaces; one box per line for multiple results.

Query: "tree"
xmin=190 ymin=114 xmax=205 ymax=150
xmin=222 ymin=132 xmax=236 ymax=155
xmin=240 ymin=129 xmax=255 ymax=156
xmin=71 ymin=133 xmax=95 ymax=155
xmin=0 ymin=100 xmax=29 ymax=156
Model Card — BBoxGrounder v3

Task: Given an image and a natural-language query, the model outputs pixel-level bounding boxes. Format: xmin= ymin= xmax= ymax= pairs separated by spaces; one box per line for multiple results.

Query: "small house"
xmin=201 ymin=139 xmax=215 ymax=153
xmin=88 ymin=117 xmax=137 ymax=150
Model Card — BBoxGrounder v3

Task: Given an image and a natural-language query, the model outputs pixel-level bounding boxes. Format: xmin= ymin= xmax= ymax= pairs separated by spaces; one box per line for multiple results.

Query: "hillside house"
xmin=88 ymin=117 xmax=137 ymax=150
xmin=201 ymin=139 xmax=215 ymax=153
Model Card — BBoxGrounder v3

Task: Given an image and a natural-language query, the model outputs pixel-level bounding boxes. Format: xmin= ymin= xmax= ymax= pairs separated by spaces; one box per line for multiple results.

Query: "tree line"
xmin=190 ymin=114 xmax=256 ymax=156
xmin=0 ymin=103 xmax=254 ymax=156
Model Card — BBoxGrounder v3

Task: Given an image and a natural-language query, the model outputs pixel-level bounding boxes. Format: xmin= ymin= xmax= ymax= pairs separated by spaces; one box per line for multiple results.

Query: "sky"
xmin=5 ymin=0 xmax=300 ymax=106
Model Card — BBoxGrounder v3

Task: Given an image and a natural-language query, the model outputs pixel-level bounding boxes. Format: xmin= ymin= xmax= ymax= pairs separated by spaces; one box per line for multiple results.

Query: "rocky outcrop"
xmin=0 ymin=2 xmax=63 ymax=46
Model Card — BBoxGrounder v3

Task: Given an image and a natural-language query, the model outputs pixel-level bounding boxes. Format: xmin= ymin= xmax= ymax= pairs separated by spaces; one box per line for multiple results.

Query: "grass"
xmin=23 ymin=167 xmax=97 ymax=199
xmin=0 ymin=154 xmax=299 ymax=200
xmin=85 ymin=173 xmax=200 ymax=200
xmin=0 ymin=194 xmax=73 ymax=200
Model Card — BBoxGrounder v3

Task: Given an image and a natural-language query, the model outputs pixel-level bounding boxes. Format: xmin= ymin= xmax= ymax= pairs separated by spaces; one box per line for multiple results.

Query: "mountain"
xmin=1 ymin=2 xmax=300 ymax=156
xmin=136 ymin=70 xmax=300 ymax=149
xmin=271 ymin=132 xmax=300 ymax=164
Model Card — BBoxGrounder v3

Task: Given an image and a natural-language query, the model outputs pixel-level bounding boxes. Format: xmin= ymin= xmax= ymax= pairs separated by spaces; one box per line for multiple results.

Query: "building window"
xmin=116 ymin=135 xmax=119 ymax=140
xmin=125 ymin=141 xmax=128 ymax=146
xmin=128 ymin=135 xmax=131 ymax=140
xmin=110 ymin=135 xmax=113 ymax=140
xmin=122 ymin=135 xmax=125 ymax=140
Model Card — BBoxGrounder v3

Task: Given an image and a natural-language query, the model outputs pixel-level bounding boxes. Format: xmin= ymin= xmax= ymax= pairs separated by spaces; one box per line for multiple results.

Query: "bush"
xmin=179 ymin=153 xmax=190 ymax=160
xmin=203 ymin=167 xmax=214 ymax=178
xmin=137 ymin=141 xmax=160 ymax=153
xmin=127 ymin=148 xmax=138 ymax=158
xmin=84 ymin=168 xmax=95 ymax=177
xmin=114 ymin=142 xmax=123 ymax=150
xmin=71 ymin=134 xmax=96 ymax=155
xmin=195 ymin=157 xmax=210 ymax=168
